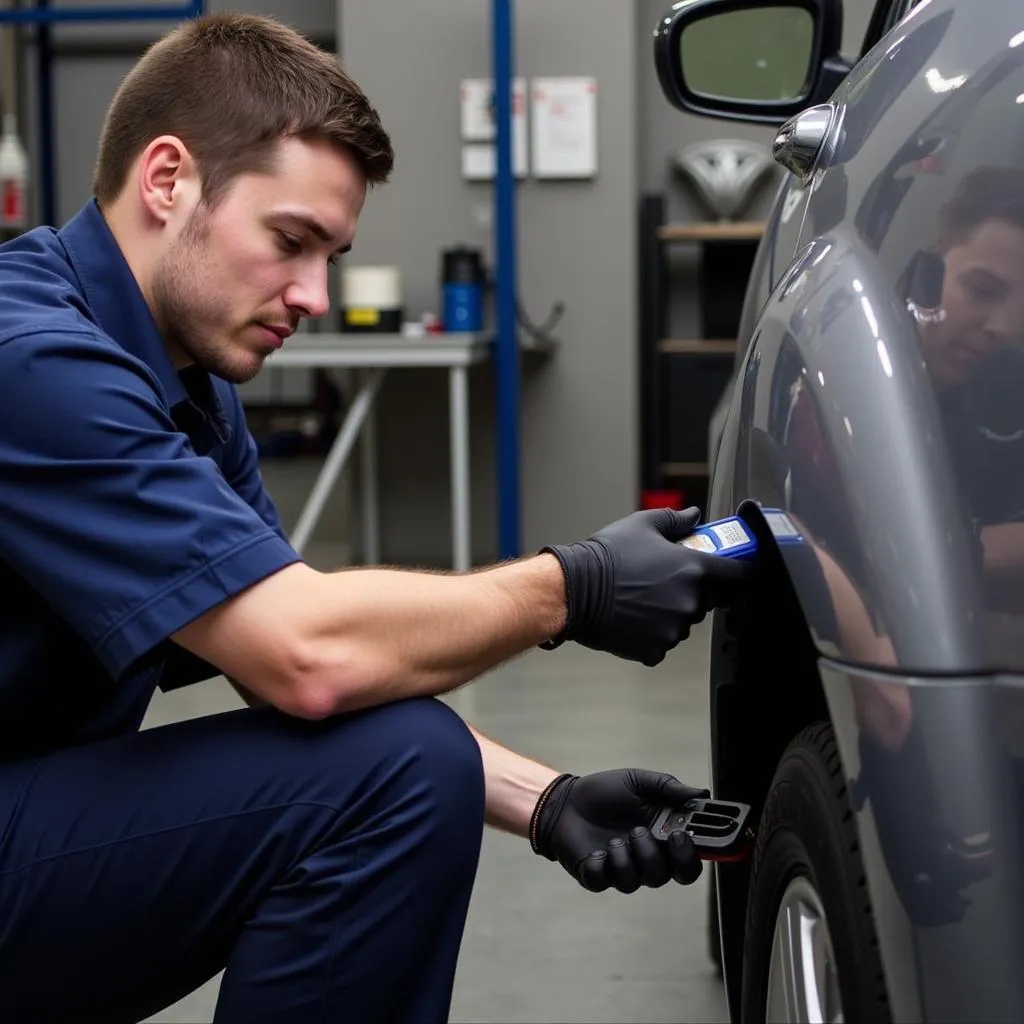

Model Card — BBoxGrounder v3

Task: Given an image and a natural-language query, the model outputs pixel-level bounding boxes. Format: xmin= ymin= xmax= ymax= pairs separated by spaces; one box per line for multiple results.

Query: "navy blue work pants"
xmin=0 ymin=696 xmax=486 ymax=1023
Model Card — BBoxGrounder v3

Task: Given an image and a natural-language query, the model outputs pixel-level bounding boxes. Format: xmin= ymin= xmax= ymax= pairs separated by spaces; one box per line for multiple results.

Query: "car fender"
xmin=716 ymin=227 xmax=986 ymax=675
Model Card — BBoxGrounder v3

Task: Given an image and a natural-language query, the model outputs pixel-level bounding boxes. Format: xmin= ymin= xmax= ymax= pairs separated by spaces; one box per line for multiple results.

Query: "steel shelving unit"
xmin=638 ymin=191 xmax=764 ymax=509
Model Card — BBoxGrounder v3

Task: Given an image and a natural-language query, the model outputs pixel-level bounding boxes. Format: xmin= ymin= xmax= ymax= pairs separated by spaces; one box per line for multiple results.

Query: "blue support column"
xmin=36 ymin=0 xmax=55 ymax=227
xmin=0 ymin=4 xmax=204 ymax=24
xmin=492 ymin=0 xmax=521 ymax=559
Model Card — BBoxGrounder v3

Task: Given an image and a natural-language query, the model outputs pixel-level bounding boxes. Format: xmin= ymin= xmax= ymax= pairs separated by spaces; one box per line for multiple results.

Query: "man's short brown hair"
xmin=935 ymin=166 xmax=1024 ymax=252
xmin=92 ymin=13 xmax=393 ymax=208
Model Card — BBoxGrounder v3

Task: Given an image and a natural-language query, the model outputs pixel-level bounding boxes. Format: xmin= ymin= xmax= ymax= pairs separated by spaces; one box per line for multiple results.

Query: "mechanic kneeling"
xmin=0 ymin=14 xmax=748 ymax=1024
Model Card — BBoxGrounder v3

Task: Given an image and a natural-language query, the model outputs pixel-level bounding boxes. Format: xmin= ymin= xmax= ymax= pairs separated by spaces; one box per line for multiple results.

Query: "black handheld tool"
xmin=651 ymin=798 xmax=754 ymax=862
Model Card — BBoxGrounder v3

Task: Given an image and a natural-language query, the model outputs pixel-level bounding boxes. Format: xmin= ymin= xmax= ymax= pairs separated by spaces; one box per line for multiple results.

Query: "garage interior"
xmin=0 ymin=1 xmax=879 ymax=1021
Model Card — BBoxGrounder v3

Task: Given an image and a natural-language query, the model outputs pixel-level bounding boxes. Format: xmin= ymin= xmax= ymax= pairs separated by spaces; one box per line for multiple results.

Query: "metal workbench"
xmin=268 ymin=332 xmax=492 ymax=572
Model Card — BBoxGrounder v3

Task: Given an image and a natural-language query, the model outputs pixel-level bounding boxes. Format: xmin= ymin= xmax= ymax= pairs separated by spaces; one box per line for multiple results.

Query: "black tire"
xmin=740 ymin=721 xmax=890 ymax=1023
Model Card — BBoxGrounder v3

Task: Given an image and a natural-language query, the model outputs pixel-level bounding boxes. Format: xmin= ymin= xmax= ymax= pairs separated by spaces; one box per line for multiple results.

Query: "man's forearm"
xmin=980 ymin=523 xmax=1024 ymax=610
xmin=302 ymin=554 xmax=567 ymax=710
xmin=982 ymin=523 xmax=1024 ymax=575
xmin=179 ymin=553 xmax=568 ymax=719
xmin=468 ymin=724 xmax=562 ymax=836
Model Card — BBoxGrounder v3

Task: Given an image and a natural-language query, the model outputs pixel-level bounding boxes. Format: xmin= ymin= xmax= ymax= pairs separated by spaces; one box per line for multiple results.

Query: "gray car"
xmin=655 ymin=0 xmax=1024 ymax=1020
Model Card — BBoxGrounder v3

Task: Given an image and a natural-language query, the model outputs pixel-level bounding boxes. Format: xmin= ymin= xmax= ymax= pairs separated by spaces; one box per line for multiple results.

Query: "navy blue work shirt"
xmin=0 ymin=199 xmax=303 ymax=762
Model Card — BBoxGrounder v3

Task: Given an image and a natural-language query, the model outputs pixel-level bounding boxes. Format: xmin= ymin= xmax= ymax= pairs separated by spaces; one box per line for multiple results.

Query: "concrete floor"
xmin=139 ymin=457 xmax=729 ymax=1023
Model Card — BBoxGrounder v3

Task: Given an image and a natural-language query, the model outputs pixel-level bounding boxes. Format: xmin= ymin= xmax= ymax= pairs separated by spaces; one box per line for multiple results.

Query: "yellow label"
xmin=346 ymin=308 xmax=381 ymax=326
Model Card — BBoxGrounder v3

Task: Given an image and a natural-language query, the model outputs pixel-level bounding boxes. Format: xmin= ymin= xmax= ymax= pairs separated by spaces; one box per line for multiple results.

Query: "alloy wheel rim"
xmin=765 ymin=875 xmax=844 ymax=1023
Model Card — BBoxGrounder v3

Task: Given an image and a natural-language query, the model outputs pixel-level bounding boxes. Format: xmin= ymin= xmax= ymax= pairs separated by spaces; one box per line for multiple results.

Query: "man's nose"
xmin=285 ymin=263 xmax=331 ymax=320
xmin=982 ymin=291 xmax=1024 ymax=344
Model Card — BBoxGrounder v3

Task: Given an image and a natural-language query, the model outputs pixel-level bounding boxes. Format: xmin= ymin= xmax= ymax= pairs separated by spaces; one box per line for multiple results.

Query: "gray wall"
xmin=338 ymin=0 xmax=639 ymax=566
xmin=12 ymin=0 xmax=879 ymax=567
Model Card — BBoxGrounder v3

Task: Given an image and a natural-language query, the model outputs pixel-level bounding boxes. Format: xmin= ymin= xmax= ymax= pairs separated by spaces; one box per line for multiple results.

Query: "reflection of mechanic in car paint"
xmin=918 ymin=168 xmax=1024 ymax=390
xmin=788 ymin=166 xmax=1024 ymax=614
xmin=918 ymin=167 xmax=1024 ymax=606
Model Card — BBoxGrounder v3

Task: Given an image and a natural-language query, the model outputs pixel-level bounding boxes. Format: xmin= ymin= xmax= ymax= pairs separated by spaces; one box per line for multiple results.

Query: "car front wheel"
xmin=740 ymin=722 xmax=891 ymax=1023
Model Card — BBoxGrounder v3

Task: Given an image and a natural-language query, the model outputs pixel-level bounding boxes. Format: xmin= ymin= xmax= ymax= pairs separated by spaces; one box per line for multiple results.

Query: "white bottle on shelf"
xmin=0 ymin=113 xmax=28 ymax=234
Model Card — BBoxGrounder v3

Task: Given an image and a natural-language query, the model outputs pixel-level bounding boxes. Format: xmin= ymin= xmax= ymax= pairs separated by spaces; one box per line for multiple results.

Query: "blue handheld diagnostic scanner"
xmin=679 ymin=508 xmax=803 ymax=559
xmin=679 ymin=517 xmax=758 ymax=559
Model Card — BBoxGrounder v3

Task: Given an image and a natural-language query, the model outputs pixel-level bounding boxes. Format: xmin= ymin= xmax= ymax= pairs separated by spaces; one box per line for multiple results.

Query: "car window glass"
xmin=861 ymin=0 xmax=929 ymax=56
xmin=887 ymin=0 xmax=927 ymax=31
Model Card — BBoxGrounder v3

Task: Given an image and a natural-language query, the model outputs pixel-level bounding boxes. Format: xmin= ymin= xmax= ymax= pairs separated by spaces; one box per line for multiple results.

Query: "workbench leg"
xmin=359 ymin=370 xmax=380 ymax=565
xmin=290 ymin=368 xmax=386 ymax=556
xmin=450 ymin=364 xmax=471 ymax=572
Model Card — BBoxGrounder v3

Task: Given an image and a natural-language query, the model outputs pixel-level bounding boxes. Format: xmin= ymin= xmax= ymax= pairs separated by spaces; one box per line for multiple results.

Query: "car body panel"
xmin=679 ymin=0 xmax=1024 ymax=1018
xmin=822 ymin=661 xmax=1024 ymax=1022
xmin=712 ymin=0 xmax=1024 ymax=676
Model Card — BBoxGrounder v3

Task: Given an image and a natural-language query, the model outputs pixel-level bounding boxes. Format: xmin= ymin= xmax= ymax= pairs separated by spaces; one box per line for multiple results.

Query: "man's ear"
xmin=137 ymin=135 xmax=200 ymax=226
xmin=898 ymin=247 xmax=946 ymax=321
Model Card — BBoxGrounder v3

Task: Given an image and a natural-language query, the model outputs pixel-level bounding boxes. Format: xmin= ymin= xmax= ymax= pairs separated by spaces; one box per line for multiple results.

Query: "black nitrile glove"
xmin=530 ymin=769 xmax=708 ymax=893
xmin=540 ymin=507 xmax=749 ymax=666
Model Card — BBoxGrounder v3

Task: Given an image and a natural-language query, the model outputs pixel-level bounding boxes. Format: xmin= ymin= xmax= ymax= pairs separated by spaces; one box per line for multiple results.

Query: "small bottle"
xmin=441 ymin=246 xmax=485 ymax=333
xmin=0 ymin=113 xmax=29 ymax=237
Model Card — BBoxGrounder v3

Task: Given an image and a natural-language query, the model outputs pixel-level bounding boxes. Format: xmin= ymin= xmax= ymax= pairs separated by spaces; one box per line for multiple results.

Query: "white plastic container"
xmin=0 ymin=114 xmax=28 ymax=232
xmin=340 ymin=265 xmax=403 ymax=333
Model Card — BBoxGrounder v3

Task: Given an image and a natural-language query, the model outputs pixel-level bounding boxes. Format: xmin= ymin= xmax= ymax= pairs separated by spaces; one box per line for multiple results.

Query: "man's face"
xmin=921 ymin=218 xmax=1024 ymax=389
xmin=152 ymin=135 xmax=366 ymax=384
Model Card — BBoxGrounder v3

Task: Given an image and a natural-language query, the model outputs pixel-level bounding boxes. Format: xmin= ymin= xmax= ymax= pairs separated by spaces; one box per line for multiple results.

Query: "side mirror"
xmin=654 ymin=0 xmax=852 ymax=126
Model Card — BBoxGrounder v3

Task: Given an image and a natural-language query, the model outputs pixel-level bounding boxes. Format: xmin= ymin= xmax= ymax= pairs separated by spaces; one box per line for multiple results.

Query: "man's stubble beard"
xmin=151 ymin=206 xmax=264 ymax=385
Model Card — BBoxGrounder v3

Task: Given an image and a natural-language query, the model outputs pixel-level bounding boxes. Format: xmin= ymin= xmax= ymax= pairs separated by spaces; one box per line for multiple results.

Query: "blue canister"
xmin=441 ymin=246 xmax=485 ymax=333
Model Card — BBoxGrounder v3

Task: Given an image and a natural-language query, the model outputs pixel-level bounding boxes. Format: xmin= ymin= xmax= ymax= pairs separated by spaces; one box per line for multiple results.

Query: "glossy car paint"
xmin=823 ymin=661 xmax=1024 ymax=1022
xmin=698 ymin=0 xmax=1024 ymax=1019
xmin=713 ymin=0 xmax=1024 ymax=674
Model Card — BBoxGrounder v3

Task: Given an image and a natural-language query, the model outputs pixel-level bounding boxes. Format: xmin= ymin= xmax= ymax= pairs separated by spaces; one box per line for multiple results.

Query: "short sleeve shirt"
xmin=0 ymin=199 xmax=302 ymax=762
xmin=939 ymin=347 xmax=1024 ymax=527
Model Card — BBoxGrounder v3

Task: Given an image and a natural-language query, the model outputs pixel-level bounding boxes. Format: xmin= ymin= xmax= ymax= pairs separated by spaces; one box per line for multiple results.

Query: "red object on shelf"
xmin=641 ymin=489 xmax=683 ymax=510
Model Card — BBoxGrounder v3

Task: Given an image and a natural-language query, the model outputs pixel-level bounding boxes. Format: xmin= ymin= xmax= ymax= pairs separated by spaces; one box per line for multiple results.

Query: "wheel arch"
xmin=708 ymin=501 xmax=832 ymax=1019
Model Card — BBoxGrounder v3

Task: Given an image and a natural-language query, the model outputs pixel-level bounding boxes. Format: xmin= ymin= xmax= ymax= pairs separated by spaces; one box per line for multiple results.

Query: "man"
xmin=916 ymin=166 xmax=1024 ymax=606
xmin=0 ymin=14 xmax=746 ymax=1023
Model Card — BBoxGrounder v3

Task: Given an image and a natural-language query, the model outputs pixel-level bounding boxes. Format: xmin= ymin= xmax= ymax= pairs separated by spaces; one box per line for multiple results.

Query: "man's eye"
xmin=962 ymin=272 xmax=1005 ymax=302
xmin=967 ymin=282 xmax=1000 ymax=302
xmin=276 ymin=231 xmax=301 ymax=254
